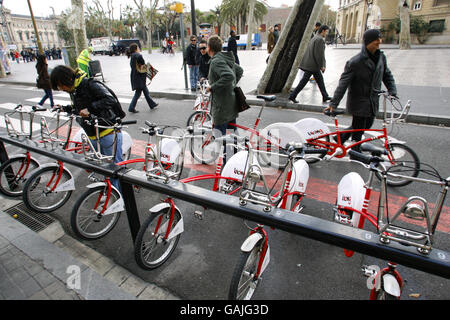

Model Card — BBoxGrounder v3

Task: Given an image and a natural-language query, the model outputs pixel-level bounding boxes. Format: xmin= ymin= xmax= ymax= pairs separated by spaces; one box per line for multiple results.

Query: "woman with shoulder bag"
xmin=126 ymin=43 xmax=158 ymax=113
xmin=36 ymin=54 xmax=54 ymax=108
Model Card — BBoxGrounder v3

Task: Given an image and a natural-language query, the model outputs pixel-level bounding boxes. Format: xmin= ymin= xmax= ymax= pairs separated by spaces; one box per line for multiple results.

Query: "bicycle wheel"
xmin=375 ymin=143 xmax=420 ymax=187
xmin=190 ymin=127 xmax=220 ymax=164
xmin=134 ymin=207 xmax=182 ymax=270
xmin=22 ymin=166 xmax=73 ymax=213
xmin=186 ymin=111 xmax=212 ymax=129
xmin=70 ymin=185 xmax=121 ymax=240
xmin=0 ymin=156 xmax=39 ymax=197
xmin=228 ymin=238 xmax=264 ymax=300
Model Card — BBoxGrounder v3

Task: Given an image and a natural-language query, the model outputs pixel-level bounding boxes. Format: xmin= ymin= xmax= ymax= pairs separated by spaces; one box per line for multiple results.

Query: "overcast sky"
xmin=3 ymin=0 xmax=338 ymax=18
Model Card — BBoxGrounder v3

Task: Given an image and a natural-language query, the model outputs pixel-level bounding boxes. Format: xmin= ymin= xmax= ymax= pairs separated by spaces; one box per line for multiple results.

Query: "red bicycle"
xmin=295 ymin=91 xmax=419 ymax=187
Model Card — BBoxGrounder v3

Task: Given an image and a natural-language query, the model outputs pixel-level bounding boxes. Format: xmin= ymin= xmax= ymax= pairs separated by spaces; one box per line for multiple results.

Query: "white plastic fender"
xmin=159 ymin=138 xmax=181 ymax=164
xmin=71 ymin=128 xmax=132 ymax=155
xmin=382 ymin=274 xmax=401 ymax=298
xmin=241 ymin=232 xmax=264 ymax=252
xmin=294 ymin=118 xmax=331 ymax=141
xmin=337 ymin=172 xmax=365 ymax=227
xmin=288 ymin=159 xmax=309 ymax=194
xmin=219 ymin=151 xmax=259 ymax=189
xmin=85 ymin=182 xmax=124 ymax=215
xmin=260 ymin=122 xmax=306 ymax=148
xmin=240 ymin=233 xmax=270 ymax=275
xmin=148 ymin=202 xmax=184 ymax=240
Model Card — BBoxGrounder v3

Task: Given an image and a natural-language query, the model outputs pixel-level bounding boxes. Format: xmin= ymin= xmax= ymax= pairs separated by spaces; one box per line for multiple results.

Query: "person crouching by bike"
xmin=324 ymin=29 xmax=397 ymax=152
xmin=50 ymin=65 xmax=124 ymax=191
xmin=205 ymin=35 xmax=243 ymax=163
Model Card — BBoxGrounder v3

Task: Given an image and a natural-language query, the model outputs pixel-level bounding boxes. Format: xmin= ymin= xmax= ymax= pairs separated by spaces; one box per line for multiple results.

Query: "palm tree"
xmin=220 ymin=0 xmax=267 ymax=35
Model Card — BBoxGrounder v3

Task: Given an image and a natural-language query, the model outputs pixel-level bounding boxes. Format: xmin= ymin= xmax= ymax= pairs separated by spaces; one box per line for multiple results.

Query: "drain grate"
xmin=4 ymin=202 xmax=55 ymax=232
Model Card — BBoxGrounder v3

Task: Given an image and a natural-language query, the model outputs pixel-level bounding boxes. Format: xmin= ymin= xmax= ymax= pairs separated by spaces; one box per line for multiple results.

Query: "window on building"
xmin=18 ymin=31 xmax=23 ymax=41
xmin=428 ymin=19 xmax=446 ymax=32
xmin=433 ymin=0 xmax=449 ymax=6
xmin=413 ymin=0 xmax=422 ymax=10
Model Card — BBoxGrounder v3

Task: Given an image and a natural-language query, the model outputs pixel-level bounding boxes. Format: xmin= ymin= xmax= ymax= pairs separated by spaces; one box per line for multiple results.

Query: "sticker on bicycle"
xmin=103 ymin=197 xmax=125 ymax=215
xmin=159 ymin=217 xmax=184 ymax=240
xmin=54 ymin=177 xmax=76 ymax=192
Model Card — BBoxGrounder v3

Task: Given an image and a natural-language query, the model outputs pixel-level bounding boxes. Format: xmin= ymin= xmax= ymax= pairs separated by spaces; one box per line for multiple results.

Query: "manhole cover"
xmin=4 ymin=202 xmax=55 ymax=232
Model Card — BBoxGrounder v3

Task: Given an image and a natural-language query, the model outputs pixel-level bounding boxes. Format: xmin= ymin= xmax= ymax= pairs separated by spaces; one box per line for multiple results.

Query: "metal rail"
xmin=1 ymin=133 xmax=449 ymax=279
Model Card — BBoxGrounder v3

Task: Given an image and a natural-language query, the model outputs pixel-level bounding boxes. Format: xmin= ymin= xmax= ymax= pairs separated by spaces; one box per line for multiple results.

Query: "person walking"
xmin=14 ymin=51 xmax=20 ymax=63
xmin=185 ymin=35 xmax=200 ymax=92
xmin=205 ymin=35 xmax=243 ymax=163
xmin=198 ymin=39 xmax=210 ymax=80
xmin=266 ymin=26 xmax=275 ymax=64
xmin=126 ymin=43 xmax=158 ymax=113
xmin=36 ymin=54 xmax=54 ymax=108
xmin=273 ymin=25 xmax=280 ymax=45
xmin=324 ymin=29 xmax=397 ymax=151
xmin=76 ymin=47 xmax=93 ymax=77
xmin=50 ymin=65 xmax=124 ymax=191
xmin=289 ymin=25 xmax=331 ymax=104
xmin=227 ymin=30 xmax=240 ymax=65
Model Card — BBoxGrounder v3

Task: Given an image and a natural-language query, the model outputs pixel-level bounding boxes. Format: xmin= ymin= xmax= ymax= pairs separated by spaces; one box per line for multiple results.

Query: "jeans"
xmin=128 ymin=87 xmax=157 ymax=111
xmin=290 ymin=70 xmax=329 ymax=101
xmin=189 ymin=65 xmax=199 ymax=90
xmin=39 ymin=89 xmax=54 ymax=107
xmin=91 ymin=132 xmax=123 ymax=192
xmin=214 ymin=119 xmax=237 ymax=164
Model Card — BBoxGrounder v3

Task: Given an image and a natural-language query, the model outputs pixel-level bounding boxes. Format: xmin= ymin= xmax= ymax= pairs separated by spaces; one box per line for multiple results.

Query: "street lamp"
xmin=170 ymin=3 xmax=188 ymax=90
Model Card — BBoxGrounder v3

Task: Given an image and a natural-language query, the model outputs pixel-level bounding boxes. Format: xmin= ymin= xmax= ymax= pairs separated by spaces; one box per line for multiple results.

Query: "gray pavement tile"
xmin=20 ymin=277 xmax=42 ymax=298
xmin=9 ymin=267 xmax=31 ymax=283
xmin=32 ymin=269 xmax=57 ymax=288
xmin=28 ymin=290 xmax=51 ymax=300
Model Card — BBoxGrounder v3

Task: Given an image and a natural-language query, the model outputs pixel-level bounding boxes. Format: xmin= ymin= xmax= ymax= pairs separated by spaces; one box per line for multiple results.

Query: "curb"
xmin=0 ymin=209 xmax=180 ymax=300
xmin=1 ymin=79 xmax=449 ymax=127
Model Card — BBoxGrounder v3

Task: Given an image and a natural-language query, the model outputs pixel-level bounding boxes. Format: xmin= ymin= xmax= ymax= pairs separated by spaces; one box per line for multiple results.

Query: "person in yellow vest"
xmin=76 ymin=47 xmax=93 ymax=77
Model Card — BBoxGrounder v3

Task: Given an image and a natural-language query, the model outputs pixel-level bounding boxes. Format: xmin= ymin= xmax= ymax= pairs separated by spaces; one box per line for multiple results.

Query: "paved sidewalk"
xmin=1 ymin=44 xmax=449 ymax=126
xmin=0 ymin=198 xmax=179 ymax=300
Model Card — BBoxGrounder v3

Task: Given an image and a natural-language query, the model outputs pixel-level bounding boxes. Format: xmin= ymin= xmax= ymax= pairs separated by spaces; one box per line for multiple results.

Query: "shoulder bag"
xmin=234 ymin=86 xmax=250 ymax=113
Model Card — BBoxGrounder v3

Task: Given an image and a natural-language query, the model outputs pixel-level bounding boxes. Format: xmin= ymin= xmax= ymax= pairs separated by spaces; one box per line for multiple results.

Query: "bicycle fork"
xmin=363 ymin=262 xmax=403 ymax=300
xmin=241 ymin=227 xmax=270 ymax=282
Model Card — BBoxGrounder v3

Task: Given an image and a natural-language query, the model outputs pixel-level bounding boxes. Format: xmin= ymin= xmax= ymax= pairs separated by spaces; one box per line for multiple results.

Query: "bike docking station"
xmin=1 ymin=131 xmax=449 ymax=282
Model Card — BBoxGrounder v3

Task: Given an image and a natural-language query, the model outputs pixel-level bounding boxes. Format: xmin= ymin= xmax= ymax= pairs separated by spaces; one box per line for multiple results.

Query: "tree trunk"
xmin=399 ymin=2 xmax=411 ymax=50
xmin=246 ymin=0 xmax=256 ymax=51
xmin=257 ymin=0 xmax=323 ymax=94
xmin=71 ymin=0 xmax=88 ymax=55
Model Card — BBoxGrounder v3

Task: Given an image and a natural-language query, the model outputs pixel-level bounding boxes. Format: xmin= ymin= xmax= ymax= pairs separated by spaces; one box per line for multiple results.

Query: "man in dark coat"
xmin=198 ymin=39 xmax=210 ymax=80
xmin=227 ymin=30 xmax=240 ymax=65
xmin=324 ymin=29 xmax=397 ymax=149
xmin=185 ymin=35 xmax=200 ymax=91
xmin=289 ymin=25 xmax=331 ymax=104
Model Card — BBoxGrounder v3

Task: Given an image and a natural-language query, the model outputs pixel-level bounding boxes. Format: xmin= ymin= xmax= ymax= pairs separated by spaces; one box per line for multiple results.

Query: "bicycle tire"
xmin=375 ymin=143 xmax=420 ymax=187
xmin=22 ymin=166 xmax=73 ymax=213
xmin=134 ymin=207 xmax=182 ymax=270
xmin=190 ymin=127 xmax=220 ymax=164
xmin=70 ymin=185 xmax=121 ymax=240
xmin=0 ymin=156 xmax=39 ymax=197
xmin=228 ymin=238 xmax=264 ymax=300
xmin=186 ymin=111 xmax=212 ymax=129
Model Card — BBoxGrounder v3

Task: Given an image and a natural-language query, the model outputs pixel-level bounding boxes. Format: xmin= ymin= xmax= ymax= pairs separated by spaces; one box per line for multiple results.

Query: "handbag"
xmin=234 ymin=86 xmax=250 ymax=113
xmin=137 ymin=62 xmax=159 ymax=82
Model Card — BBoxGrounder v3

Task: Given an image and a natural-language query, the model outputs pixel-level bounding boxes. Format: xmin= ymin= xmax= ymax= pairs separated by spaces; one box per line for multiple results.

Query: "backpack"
xmin=89 ymin=79 xmax=126 ymax=119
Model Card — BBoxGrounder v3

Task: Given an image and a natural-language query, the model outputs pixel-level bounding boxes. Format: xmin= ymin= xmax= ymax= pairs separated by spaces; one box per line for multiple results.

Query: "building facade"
xmin=1 ymin=7 xmax=62 ymax=51
xmin=336 ymin=0 xmax=450 ymax=44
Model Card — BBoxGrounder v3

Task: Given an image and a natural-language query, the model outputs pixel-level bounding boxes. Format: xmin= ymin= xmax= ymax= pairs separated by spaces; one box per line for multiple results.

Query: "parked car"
xmin=108 ymin=39 xmax=141 ymax=56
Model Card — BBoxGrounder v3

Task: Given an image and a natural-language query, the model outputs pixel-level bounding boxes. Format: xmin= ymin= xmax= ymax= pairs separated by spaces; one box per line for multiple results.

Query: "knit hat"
xmin=363 ymin=29 xmax=381 ymax=46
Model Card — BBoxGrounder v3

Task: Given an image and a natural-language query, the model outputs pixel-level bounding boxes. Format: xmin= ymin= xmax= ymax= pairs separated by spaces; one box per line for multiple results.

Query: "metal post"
xmin=190 ymin=0 xmax=196 ymax=36
xmin=180 ymin=13 xmax=188 ymax=90
xmin=26 ymin=0 xmax=43 ymax=54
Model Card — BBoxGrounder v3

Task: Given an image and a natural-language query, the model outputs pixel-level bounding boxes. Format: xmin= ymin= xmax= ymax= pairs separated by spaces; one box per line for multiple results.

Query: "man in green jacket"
xmin=77 ymin=47 xmax=93 ymax=77
xmin=206 ymin=35 xmax=243 ymax=161
xmin=289 ymin=25 xmax=331 ymax=104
